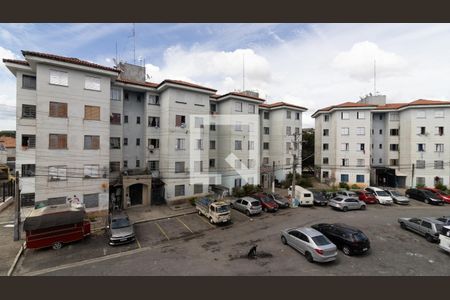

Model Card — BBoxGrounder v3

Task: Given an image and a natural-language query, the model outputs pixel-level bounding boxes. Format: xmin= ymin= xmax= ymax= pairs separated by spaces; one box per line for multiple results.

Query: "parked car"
xmin=433 ymin=216 xmax=450 ymax=225
xmin=230 ymin=197 xmax=262 ymax=216
xmin=195 ymin=197 xmax=231 ymax=224
xmin=384 ymin=189 xmax=410 ymax=205
xmin=107 ymin=211 xmax=136 ymax=246
xmin=420 ymin=188 xmax=450 ymax=204
xmin=312 ymin=192 xmax=328 ymax=206
xmin=262 ymin=192 xmax=290 ymax=208
xmin=398 ymin=217 xmax=444 ymax=242
xmin=405 ymin=188 xmax=444 ymax=205
xmin=311 ymin=223 xmax=371 ymax=256
xmin=365 ymin=187 xmax=393 ymax=205
xmin=355 ymin=190 xmax=377 ymax=204
xmin=329 ymin=196 xmax=366 ymax=212
xmin=439 ymin=226 xmax=450 ymax=253
xmin=336 ymin=190 xmax=359 ymax=198
xmin=288 ymin=185 xmax=314 ymax=206
xmin=280 ymin=227 xmax=338 ymax=263
xmin=251 ymin=193 xmax=279 ymax=212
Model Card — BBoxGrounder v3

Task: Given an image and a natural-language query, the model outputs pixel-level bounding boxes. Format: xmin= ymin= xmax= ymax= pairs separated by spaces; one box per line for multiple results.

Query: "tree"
xmin=302 ymin=128 xmax=314 ymax=172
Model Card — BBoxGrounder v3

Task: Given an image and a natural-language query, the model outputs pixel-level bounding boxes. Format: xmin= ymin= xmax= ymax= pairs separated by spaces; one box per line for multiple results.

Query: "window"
xmin=234 ymin=178 xmax=242 ymax=188
xmin=85 ymin=76 xmax=101 ymax=91
xmin=379 ymin=129 xmax=383 ymax=134
xmin=235 ymin=140 xmax=242 ymax=150
xmin=175 ymin=185 xmax=185 ymax=197
xmin=84 ymin=193 xmax=99 ymax=208
xmin=341 ymin=143 xmax=349 ymax=151
xmin=22 ymin=104 xmax=36 ymax=119
xmin=235 ymin=101 xmax=242 ymax=112
xmin=248 ymin=140 xmax=254 ymax=150
xmin=263 ymin=111 xmax=270 ymax=119
xmin=357 ymin=112 xmax=365 ymax=119
xmin=435 ymin=160 xmax=444 ymax=169
xmin=263 ymin=142 xmax=269 ymax=150
xmin=235 ymin=121 xmax=242 ymax=131
xmin=295 ymin=127 xmax=300 ymax=134
xmin=356 ymin=127 xmax=365 ymax=135
xmin=247 ymin=159 xmax=255 ymax=169
xmin=358 ymin=143 xmax=365 ymax=151
xmin=322 ymin=129 xmax=329 ymax=136
xmin=176 ymin=115 xmax=186 ymax=127
xmin=235 ymin=159 xmax=241 ymax=169
xmin=175 ymin=162 xmax=185 ymax=173
xmin=209 ymin=159 xmax=215 ymax=168
xmin=379 ymin=115 xmax=383 ymax=120
xmin=417 ymin=144 xmax=426 ymax=152
xmin=22 ymin=74 xmax=36 ymax=89
xmin=149 ymin=139 xmax=159 ymax=149
xmin=286 ymin=111 xmax=291 ymax=119
xmin=416 ymin=177 xmax=425 ymax=185
xmin=49 ymin=134 xmax=67 ymax=149
xmin=21 ymin=193 xmax=35 ymax=207
xmin=21 ymin=164 xmax=35 ymax=177
xmin=135 ymin=116 xmax=140 ymax=124
xmin=210 ymin=140 xmax=216 ymax=150
xmin=83 ymin=165 xmax=100 ymax=178
xmin=435 ymin=110 xmax=444 ymax=118
xmin=357 ymin=159 xmax=365 ymax=167
xmin=435 ymin=144 xmax=444 ymax=152
xmin=324 ymin=114 xmax=330 ymax=122
xmin=123 ymin=161 xmax=128 ymax=168
xmin=248 ymin=104 xmax=255 ymax=114
xmin=416 ymin=126 xmax=426 ymax=135
xmin=49 ymin=70 xmax=68 ymax=86
xmin=49 ymin=102 xmax=67 ymax=118
xmin=176 ymin=138 xmax=185 ymax=150
xmin=196 ymin=139 xmax=203 ymax=150
xmin=194 ymin=184 xmax=203 ymax=194
xmin=416 ymin=160 xmax=425 ymax=169
xmin=390 ymin=128 xmax=399 ymax=136
xmin=323 ymin=143 xmax=329 ymax=151
xmin=84 ymin=135 xmax=100 ymax=150
xmin=341 ymin=127 xmax=349 ymax=135
xmin=286 ymin=142 xmax=291 ymax=154
xmin=111 ymin=87 xmax=121 ymax=101
xmin=379 ymin=144 xmax=382 ymax=149
xmin=47 ymin=197 xmax=67 ymax=206
xmin=210 ymin=103 xmax=217 ymax=113
xmin=341 ymin=174 xmax=349 ymax=182
xmin=323 ymin=157 xmax=329 ymax=165
xmin=124 ymin=92 xmax=129 ymax=100
xmin=263 ymin=157 xmax=269 ymax=165
xmin=84 ymin=105 xmax=100 ymax=120
xmin=48 ymin=165 xmax=67 ymax=181
xmin=296 ymin=112 xmax=300 ymax=120
xmin=264 ymin=127 xmax=270 ymax=135
xmin=390 ymin=144 xmax=399 ymax=151
xmin=341 ymin=158 xmax=349 ymax=167
xmin=110 ymin=137 xmax=121 ymax=149
xmin=356 ymin=175 xmax=365 ymax=183
xmin=435 ymin=126 xmax=444 ymax=136
xmin=341 ymin=112 xmax=349 ymax=120
xmin=124 ymin=115 xmax=128 ymax=123
xmin=379 ymin=158 xmax=383 ymax=164
xmin=148 ymin=95 xmax=159 ymax=105
xmin=193 ymin=117 xmax=204 ymax=129
xmin=286 ymin=158 xmax=291 ymax=165
xmin=110 ymin=113 xmax=121 ymax=125
xmin=416 ymin=110 xmax=426 ymax=118
xmin=110 ymin=162 xmax=120 ymax=172
xmin=148 ymin=116 xmax=160 ymax=127
xmin=135 ymin=160 xmax=140 ymax=168
xmin=136 ymin=138 xmax=140 ymax=146
xmin=210 ymin=123 xmax=216 ymax=131
xmin=390 ymin=159 xmax=399 ymax=166
xmin=286 ymin=126 xmax=292 ymax=135
xmin=322 ymin=171 xmax=329 ymax=179
xmin=149 ymin=160 xmax=159 ymax=171
xmin=123 ymin=138 xmax=128 ymax=146
xmin=194 ymin=161 xmax=203 ymax=172
xmin=21 ymin=134 xmax=36 ymax=148
xmin=390 ymin=112 xmax=399 ymax=121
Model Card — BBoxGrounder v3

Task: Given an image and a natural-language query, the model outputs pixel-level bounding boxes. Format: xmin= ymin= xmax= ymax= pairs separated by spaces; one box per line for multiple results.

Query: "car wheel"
xmin=342 ymin=206 xmax=348 ymax=212
xmin=52 ymin=242 xmax=63 ymax=250
xmin=198 ymin=210 xmax=202 ymax=216
xmin=246 ymin=210 xmax=251 ymax=216
xmin=424 ymin=199 xmax=429 ymax=204
xmin=342 ymin=245 xmax=351 ymax=256
xmin=263 ymin=207 xmax=268 ymax=212
xmin=281 ymin=236 xmax=287 ymax=245
xmin=360 ymin=205 xmax=366 ymax=210
xmin=230 ymin=203 xmax=233 ymax=208
xmin=209 ymin=217 xmax=214 ymax=224
xmin=305 ymin=252 xmax=314 ymax=263
xmin=400 ymin=222 xmax=406 ymax=229
xmin=425 ymin=234 xmax=434 ymax=243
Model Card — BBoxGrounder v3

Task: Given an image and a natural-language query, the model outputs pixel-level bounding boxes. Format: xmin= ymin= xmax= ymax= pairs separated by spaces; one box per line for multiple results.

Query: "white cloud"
xmin=332 ymin=41 xmax=409 ymax=81
xmin=0 ymin=47 xmax=19 ymax=113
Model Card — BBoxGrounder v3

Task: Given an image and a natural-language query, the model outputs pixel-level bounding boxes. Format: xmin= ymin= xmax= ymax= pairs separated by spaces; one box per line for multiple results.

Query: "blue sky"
xmin=2 ymin=23 xmax=450 ymax=130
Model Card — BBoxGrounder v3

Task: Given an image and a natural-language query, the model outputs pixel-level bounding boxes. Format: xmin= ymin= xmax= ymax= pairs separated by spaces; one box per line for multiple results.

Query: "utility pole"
xmin=411 ymin=163 xmax=415 ymax=188
xmin=291 ymin=132 xmax=301 ymax=190
xmin=13 ymin=171 xmax=20 ymax=241
xmin=272 ymin=161 xmax=275 ymax=193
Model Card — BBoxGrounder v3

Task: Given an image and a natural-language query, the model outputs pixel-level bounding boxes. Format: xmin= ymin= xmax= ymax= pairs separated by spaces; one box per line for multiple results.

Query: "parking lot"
xmin=13 ymin=199 xmax=450 ymax=276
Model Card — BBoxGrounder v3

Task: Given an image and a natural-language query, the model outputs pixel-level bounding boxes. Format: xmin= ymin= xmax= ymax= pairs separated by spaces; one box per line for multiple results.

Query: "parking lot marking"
xmin=197 ymin=214 xmax=215 ymax=228
xmin=155 ymin=222 xmax=170 ymax=241
xmin=176 ymin=217 xmax=193 ymax=233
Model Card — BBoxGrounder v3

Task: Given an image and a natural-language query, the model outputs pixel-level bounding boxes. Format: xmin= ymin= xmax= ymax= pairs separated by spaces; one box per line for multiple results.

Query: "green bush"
xmin=188 ymin=197 xmax=197 ymax=206
xmin=298 ymin=177 xmax=313 ymax=188
xmin=435 ymin=182 xmax=448 ymax=192
xmin=339 ymin=182 xmax=350 ymax=190
xmin=416 ymin=183 xmax=425 ymax=188
xmin=232 ymin=184 xmax=261 ymax=197
xmin=350 ymin=184 xmax=360 ymax=190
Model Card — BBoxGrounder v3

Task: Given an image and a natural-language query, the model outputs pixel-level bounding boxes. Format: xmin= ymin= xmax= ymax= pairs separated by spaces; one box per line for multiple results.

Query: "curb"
xmin=7 ymin=242 xmax=25 ymax=276
xmin=133 ymin=209 xmax=197 ymax=225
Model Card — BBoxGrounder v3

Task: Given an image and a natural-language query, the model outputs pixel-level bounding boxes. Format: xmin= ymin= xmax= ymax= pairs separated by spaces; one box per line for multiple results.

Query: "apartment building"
xmin=313 ymin=94 xmax=450 ymax=188
xmin=3 ymin=51 xmax=306 ymax=214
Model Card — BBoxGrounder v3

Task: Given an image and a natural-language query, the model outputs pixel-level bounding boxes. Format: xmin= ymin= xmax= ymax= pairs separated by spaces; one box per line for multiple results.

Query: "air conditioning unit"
xmin=148 ymin=145 xmax=155 ymax=150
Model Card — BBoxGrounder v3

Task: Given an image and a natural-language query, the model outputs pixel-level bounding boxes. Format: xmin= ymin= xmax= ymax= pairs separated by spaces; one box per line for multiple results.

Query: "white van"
xmin=288 ymin=185 xmax=314 ymax=206
xmin=365 ymin=187 xmax=393 ymax=205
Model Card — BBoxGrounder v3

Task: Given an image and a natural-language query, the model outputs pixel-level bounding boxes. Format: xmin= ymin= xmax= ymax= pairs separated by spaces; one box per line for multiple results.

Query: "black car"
xmin=262 ymin=192 xmax=290 ymax=208
xmin=311 ymin=223 xmax=370 ymax=256
xmin=405 ymin=188 xmax=444 ymax=205
xmin=312 ymin=192 xmax=328 ymax=206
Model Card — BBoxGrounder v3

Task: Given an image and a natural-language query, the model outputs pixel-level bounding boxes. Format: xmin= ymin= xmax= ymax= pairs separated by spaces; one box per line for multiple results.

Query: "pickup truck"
xmin=195 ymin=198 xmax=231 ymax=224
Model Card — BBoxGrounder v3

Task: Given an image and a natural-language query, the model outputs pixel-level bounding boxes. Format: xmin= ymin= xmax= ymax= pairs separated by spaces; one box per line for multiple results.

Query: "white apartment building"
xmin=313 ymin=95 xmax=450 ymax=188
xmin=3 ymin=51 xmax=306 ymax=215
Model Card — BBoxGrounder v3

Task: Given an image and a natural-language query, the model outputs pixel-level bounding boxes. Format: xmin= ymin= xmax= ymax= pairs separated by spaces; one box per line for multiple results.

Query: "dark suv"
xmin=311 ymin=223 xmax=370 ymax=256
xmin=405 ymin=188 xmax=444 ymax=205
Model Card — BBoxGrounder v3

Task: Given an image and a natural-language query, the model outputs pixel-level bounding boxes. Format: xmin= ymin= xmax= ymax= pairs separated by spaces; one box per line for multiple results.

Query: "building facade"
xmin=313 ymin=95 xmax=450 ymax=188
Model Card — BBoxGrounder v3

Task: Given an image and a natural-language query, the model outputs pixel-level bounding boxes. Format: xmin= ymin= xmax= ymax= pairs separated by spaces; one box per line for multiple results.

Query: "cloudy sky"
xmin=1 ymin=23 xmax=450 ymax=130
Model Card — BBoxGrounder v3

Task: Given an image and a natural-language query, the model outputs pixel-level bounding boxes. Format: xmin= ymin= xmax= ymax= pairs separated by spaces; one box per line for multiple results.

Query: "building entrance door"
xmin=129 ymin=184 xmax=143 ymax=206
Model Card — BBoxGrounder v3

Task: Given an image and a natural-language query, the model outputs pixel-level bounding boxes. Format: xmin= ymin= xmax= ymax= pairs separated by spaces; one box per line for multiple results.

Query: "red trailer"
xmin=23 ymin=204 xmax=91 ymax=250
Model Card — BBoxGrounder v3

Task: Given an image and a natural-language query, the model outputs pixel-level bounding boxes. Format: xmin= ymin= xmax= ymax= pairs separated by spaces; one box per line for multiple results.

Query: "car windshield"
xmin=251 ymin=201 xmax=260 ymax=207
xmin=111 ymin=217 xmax=130 ymax=229
xmin=314 ymin=193 xmax=326 ymax=200
xmin=389 ymin=191 xmax=401 ymax=196
xmin=376 ymin=191 xmax=389 ymax=196
xmin=216 ymin=205 xmax=230 ymax=213
xmin=311 ymin=235 xmax=331 ymax=246
xmin=352 ymin=232 xmax=367 ymax=242
xmin=260 ymin=197 xmax=272 ymax=203
xmin=423 ymin=190 xmax=437 ymax=197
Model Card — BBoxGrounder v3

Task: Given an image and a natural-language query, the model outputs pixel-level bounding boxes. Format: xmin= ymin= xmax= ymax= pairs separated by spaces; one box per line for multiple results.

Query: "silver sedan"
xmin=280 ymin=227 xmax=338 ymax=263
xmin=329 ymin=196 xmax=366 ymax=212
